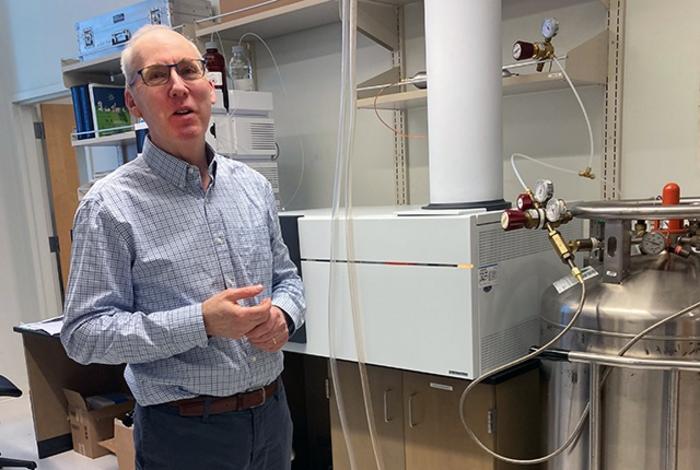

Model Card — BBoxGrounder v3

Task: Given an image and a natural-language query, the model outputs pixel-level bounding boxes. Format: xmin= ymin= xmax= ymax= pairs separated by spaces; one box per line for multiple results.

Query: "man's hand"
xmin=202 ymin=285 xmax=271 ymax=339
xmin=246 ymin=305 xmax=289 ymax=352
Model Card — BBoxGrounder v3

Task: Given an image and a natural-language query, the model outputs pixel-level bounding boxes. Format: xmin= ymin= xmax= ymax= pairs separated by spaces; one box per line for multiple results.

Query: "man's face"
xmin=125 ymin=32 xmax=215 ymax=155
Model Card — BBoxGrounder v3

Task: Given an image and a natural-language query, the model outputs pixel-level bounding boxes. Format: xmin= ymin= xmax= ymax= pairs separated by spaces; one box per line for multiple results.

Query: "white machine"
xmin=207 ymin=90 xmax=280 ymax=202
xmin=284 ymin=207 xmax=582 ymax=379
xmin=282 ymin=0 xmax=584 ymax=380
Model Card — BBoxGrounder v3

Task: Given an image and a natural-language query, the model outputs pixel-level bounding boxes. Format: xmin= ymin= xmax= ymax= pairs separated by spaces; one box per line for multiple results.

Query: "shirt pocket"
xmin=232 ymin=225 xmax=273 ymax=287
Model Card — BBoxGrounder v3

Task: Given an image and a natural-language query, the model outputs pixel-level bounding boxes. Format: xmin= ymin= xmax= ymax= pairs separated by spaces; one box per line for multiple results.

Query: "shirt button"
xmin=215 ymin=236 xmax=224 ymax=245
xmin=188 ymin=167 xmax=196 ymax=175
xmin=250 ymin=356 xmax=257 ymax=363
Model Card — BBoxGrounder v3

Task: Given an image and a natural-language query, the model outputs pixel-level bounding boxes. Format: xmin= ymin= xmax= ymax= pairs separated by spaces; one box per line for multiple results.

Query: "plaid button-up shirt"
xmin=61 ymin=138 xmax=305 ymax=406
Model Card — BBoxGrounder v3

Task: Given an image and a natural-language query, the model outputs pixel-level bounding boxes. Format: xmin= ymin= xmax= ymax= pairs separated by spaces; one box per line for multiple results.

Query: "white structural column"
xmin=424 ymin=0 xmax=502 ymax=206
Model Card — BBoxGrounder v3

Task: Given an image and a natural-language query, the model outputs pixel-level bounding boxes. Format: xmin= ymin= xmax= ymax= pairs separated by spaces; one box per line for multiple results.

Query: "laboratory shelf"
xmin=71 ymin=131 xmax=136 ymax=148
xmin=61 ymin=52 xmax=125 ymax=88
xmin=195 ymin=0 xmax=414 ymax=51
xmin=358 ymin=30 xmax=609 ymax=110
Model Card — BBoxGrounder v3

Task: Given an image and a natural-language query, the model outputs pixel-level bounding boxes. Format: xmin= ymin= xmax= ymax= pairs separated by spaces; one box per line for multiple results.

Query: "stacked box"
xmin=64 ymin=389 xmax=134 ymax=459
xmin=75 ymin=0 xmax=213 ymax=62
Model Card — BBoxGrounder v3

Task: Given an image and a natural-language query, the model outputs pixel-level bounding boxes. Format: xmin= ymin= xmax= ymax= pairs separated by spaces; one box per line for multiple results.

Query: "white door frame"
xmin=11 ymin=100 xmax=64 ymax=318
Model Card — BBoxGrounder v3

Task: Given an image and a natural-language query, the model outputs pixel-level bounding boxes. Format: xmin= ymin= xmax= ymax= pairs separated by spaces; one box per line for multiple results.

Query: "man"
xmin=61 ymin=25 xmax=305 ymax=470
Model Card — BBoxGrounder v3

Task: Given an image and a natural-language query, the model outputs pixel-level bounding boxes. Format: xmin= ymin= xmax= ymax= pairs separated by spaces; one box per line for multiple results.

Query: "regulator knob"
xmin=501 ymin=209 xmax=527 ymax=231
xmin=516 ymin=193 xmax=534 ymax=211
xmin=512 ymin=41 xmax=535 ymax=61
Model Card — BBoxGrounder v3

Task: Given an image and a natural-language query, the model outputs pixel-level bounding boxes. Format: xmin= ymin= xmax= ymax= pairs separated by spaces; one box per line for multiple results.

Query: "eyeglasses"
xmin=132 ymin=58 xmax=207 ymax=86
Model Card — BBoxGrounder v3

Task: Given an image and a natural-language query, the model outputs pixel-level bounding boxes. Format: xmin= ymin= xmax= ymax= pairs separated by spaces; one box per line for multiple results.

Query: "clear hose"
xmin=510 ymin=56 xmax=596 ymax=192
xmin=328 ymin=1 xmax=386 ymax=470
xmin=236 ymin=32 xmax=307 ymax=209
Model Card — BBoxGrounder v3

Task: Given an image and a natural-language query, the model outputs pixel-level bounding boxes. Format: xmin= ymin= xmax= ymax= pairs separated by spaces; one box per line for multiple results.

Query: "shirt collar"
xmin=142 ymin=137 xmax=219 ymax=189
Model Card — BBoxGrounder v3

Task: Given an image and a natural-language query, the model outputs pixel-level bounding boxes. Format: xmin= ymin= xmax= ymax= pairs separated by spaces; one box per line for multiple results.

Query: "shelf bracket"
xmin=358 ymin=1 xmax=399 ymax=51
xmin=357 ymin=66 xmax=401 ymax=99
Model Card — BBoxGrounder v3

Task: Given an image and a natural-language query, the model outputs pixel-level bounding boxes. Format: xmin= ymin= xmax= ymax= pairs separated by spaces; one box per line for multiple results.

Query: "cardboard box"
xmin=64 ymin=389 xmax=134 ymax=458
xmin=114 ymin=419 xmax=136 ymax=470
xmin=100 ymin=419 xmax=136 ymax=470
xmin=218 ymin=0 xmax=305 ymax=21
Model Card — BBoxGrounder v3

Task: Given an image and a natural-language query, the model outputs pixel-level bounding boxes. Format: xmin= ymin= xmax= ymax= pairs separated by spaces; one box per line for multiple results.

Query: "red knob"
xmin=513 ymin=41 xmax=535 ymax=61
xmin=663 ymin=182 xmax=682 ymax=231
xmin=516 ymin=193 xmax=534 ymax=211
xmin=501 ymin=209 xmax=527 ymax=231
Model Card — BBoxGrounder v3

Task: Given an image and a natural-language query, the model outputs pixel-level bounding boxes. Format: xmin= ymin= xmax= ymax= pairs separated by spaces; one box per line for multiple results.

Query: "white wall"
xmin=0 ymin=1 xmax=41 ymax=389
xmin=4 ymin=0 xmax=143 ymax=101
xmin=621 ymin=0 xmax=700 ymax=198
xmin=256 ymin=25 xmax=396 ymax=210
xmin=402 ymin=0 xmax=608 ymax=205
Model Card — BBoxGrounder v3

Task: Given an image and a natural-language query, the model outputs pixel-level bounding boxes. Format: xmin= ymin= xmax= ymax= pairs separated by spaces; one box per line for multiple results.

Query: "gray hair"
xmin=120 ymin=25 xmax=201 ymax=87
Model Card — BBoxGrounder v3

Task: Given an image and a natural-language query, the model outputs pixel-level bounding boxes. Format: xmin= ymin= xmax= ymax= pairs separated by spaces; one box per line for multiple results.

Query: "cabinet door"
xmin=403 ymin=372 xmax=495 ymax=470
xmin=41 ymin=103 xmax=80 ymax=293
xmin=494 ymin=368 xmax=542 ymax=470
xmin=329 ymin=361 xmax=406 ymax=470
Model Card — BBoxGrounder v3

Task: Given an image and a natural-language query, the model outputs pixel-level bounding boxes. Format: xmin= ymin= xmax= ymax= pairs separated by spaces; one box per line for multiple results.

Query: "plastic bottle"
xmin=229 ymin=44 xmax=255 ymax=91
xmin=203 ymin=41 xmax=229 ymax=110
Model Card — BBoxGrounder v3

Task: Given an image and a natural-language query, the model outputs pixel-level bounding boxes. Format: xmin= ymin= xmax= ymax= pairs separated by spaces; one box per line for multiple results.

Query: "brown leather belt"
xmin=170 ymin=380 xmax=279 ymax=417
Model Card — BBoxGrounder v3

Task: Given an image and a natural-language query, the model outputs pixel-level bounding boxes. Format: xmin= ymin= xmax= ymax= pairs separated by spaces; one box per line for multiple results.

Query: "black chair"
xmin=0 ymin=376 xmax=37 ymax=469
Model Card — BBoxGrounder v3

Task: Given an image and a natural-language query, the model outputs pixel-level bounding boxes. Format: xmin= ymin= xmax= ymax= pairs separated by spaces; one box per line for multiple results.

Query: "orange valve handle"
xmin=663 ymin=182 xmax=681 ymax=231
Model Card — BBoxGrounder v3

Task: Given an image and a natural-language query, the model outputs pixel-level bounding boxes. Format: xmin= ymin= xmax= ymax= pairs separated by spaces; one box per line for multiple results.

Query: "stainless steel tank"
xmin=541 ymin=244 xmax=700 ymax=469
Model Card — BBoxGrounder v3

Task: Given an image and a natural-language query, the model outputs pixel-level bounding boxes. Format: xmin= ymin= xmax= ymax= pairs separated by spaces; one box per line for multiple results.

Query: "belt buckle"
xmin=250 ymin=386 xmax=266 ymax=408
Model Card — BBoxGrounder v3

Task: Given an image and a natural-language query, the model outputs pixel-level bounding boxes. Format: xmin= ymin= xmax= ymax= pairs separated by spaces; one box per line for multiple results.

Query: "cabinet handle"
xmin=408 ymin=393 xmax=418 ymax=428
xmin=383 ymin=388 xmax=393 ymax=423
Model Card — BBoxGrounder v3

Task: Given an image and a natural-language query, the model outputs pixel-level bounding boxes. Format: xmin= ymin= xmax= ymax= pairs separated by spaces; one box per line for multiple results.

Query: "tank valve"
xmin=568 ymin=238 xmax=600 ymax=253
xmin=672 ymin=245 xmax=691 ymax=258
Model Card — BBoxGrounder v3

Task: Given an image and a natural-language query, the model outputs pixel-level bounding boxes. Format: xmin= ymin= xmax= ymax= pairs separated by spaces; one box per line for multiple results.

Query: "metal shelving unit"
xmin=70 ymin=130 xmax=136 ymax=148
xmin=357 ymin=30 xmax=610 ymax=110
xmin=195 ymin=0 xmax=413 ymax=51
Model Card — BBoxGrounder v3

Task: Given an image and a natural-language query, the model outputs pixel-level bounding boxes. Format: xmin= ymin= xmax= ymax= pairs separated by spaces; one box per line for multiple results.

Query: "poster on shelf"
xmin=87 ymin=84 xmax=132 ymax=138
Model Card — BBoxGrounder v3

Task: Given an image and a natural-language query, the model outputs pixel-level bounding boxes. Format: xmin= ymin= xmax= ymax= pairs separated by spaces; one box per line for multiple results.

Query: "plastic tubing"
xmin=328 ymin=1 xmax=386 ymax=470
xmin=235 ymin=31 xmax=307 ymax=209
xmin=552 ymin=56 xmax=594 ymax=171
xmin=509 ymin=56 xmax=596 ymax=191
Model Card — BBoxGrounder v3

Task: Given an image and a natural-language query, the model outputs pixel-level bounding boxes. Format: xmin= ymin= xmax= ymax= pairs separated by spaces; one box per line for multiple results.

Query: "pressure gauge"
xmin=533 ymin=179 xmax=554 ymax=204
xmin=640 ymin=231 xmax=666 ymax=256
xmin=545 ymin=198 xmax=567 ymax=223
xmin=541 ymin=17 xmax=559 ymax=40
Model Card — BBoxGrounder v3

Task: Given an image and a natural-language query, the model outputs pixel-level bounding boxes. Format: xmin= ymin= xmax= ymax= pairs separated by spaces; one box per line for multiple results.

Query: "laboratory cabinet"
xmin=329 ymin=361 xmax=542 ymax=470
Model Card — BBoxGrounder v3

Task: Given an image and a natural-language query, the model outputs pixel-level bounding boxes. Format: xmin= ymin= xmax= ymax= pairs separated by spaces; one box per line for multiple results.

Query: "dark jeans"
xmin=134 ymin=384 xmax=293 ymax=470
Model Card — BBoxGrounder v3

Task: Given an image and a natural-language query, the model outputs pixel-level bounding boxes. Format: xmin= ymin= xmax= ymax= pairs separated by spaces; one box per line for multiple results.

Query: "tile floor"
xmin=0 ymin=396 xmax=118 ymax=469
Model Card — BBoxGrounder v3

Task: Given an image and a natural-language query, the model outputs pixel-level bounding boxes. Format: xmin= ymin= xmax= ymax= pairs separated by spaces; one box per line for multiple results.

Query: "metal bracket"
xmin=603 ymin=220 xmax=630 ymax=283
xmin=33 ymin=122 xmax=45 ymax=140
xmin=602 ymin=0 xmax=626 ymax=200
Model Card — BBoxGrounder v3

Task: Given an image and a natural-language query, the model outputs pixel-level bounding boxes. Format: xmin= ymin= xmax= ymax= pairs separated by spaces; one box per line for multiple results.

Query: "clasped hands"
xmin=202 ymin=284 xmax=288 ymax=352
